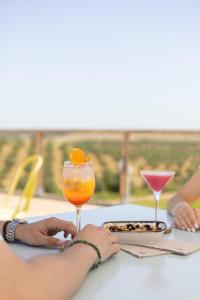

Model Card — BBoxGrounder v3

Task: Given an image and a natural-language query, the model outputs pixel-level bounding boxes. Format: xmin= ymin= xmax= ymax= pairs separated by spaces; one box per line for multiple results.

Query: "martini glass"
xmin=140 ymin=170 xmax=175 ymax=221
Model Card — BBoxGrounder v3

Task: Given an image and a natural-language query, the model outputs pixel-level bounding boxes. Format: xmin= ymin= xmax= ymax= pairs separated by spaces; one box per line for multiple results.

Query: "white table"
xmin=10 ymin=204 xmax=200 ymax=300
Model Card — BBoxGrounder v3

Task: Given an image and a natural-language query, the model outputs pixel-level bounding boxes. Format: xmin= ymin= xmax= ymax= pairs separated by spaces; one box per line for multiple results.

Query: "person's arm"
xmin=0 ymin=224 xmax=119 ymax=300
xmin=0 ymin=217 xmax=77 ymax=247
xmin=167 ymin=169 xmax=200 ymax=231
xmin=0 ymin=221 xmax=6 ymax=235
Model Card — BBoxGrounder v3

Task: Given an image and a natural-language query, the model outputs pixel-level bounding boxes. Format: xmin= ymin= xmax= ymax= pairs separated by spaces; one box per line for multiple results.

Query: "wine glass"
xmin=140 ymin=170 xmax=175 ymax=221
xmin=62 ymin=160 xmax=95 ymax=232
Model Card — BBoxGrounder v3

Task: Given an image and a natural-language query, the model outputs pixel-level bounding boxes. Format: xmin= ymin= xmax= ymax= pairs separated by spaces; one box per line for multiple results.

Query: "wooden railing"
xmin=1 ymin=129 xmax=200 ymax=203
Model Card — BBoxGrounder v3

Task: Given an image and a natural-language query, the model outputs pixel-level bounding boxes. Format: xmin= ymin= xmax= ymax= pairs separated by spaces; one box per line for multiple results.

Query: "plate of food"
xmin=103 ymin=221 xmax=169 ymax=244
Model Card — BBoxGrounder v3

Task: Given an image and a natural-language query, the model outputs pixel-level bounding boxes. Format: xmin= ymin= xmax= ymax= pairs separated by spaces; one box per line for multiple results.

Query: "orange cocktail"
xmin=61 ymin=148 xmax=95 ymax=232
xmin=62 ymin=178 xmax=95 ymax=206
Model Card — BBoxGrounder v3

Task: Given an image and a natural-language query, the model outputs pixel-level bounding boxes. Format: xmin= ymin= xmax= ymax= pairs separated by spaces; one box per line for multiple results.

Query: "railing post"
xmin=35 ymin=131 xmax=44 ymax=196
xmin=120 ymin=131 xmax=130 ymax=203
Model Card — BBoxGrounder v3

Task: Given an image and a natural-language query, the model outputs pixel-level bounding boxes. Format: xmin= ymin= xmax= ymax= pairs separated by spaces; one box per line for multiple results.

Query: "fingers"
xmin=111 ymin=243 xmax=120 ymax=255
xmin=47 ymin=218 xmax=77 ymax=238
xmin=181 ymin=212 xmax=195 ymax=231
xmin=106 ymin=231 xmax=120 ymax=256
xmin=174 ymin=215 xmax=190 ymax=231
xmin=32 ymin=234 xmax=64 ymax=248
xmin=103 ymin=228 xmax=119 ymax=244
xmin=175 ymin=207 xmax=198 ymax=232
xmin=110 ymin=234 xmax=119 ymax=244
xmin=194 ymin=209 xmax=200 ymax=227
xmin=96 ymin=226 xmax=119 ymax=243
xmin=174 ymin=216 xmax=183 ymax=230
xmin=45 ymin=236 xmax=64 ymax=248
xmin=63 ymin=240 xmax=71 ymax=248
xmin=183 ymin=208 xmax=198 ymax=229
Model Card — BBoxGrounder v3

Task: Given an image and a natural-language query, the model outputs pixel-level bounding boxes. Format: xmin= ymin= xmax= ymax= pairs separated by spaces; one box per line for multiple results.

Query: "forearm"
xmin=0 ymin=243 xmax=96 ymax=300
xmin=26 ymin=244 xmax=96 ymax=300
xmin=168 ymin=169 xmax=200 ymax=215
xmin=179 ymin=169 xmax=200 ymax=204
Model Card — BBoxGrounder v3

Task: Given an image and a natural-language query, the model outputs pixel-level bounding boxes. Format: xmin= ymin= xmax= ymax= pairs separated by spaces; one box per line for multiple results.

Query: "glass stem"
xmin=153 ymin=191 xmax=161 ymax=221
xmin=76 ymin=206 xmax=81 ymax=233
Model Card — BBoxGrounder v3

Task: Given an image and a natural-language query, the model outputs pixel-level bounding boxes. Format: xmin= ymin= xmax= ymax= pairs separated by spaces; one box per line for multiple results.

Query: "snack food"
xmin=103 ymin=221 xmax=167 ymax=233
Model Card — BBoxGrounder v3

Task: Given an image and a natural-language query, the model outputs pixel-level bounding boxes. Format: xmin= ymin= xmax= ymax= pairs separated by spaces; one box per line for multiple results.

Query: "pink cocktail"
xmin=140 ymin=171 xmax=175 ymax=221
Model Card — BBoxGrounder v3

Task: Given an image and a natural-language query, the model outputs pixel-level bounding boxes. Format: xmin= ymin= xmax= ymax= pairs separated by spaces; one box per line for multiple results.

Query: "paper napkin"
xmin=120 ymin=244 xmax=169 ymax=258
xmin=128 ymin=238 xmax=200 ymax=255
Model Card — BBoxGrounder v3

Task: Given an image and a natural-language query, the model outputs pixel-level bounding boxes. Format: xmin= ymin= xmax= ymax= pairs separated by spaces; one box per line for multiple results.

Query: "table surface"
xmin=10 ymin=204 xmax=200 ymax=300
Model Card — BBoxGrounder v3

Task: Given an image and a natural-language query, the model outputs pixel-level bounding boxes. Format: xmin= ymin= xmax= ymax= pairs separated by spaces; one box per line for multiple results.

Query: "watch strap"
xmin=3 ymin=219 xmax=28 ymax=243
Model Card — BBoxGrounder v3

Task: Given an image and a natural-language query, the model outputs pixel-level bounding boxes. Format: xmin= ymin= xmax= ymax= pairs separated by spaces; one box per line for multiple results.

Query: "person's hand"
xmin=174 ymin=206 xmax=200 ymax=232
xmin=73 ymin=224 xmax=120 ymax=262
xmin=15 ymin=217 xmax=77 ymax=247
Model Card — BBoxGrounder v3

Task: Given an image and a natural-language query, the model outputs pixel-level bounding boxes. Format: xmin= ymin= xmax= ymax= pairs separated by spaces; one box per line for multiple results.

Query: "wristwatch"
xmin=3 ymin=219 xmax=28 ymax=243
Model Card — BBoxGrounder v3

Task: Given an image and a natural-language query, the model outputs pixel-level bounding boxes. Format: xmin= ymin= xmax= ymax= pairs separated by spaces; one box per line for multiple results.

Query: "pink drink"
xmin=140 ymin=170 xmax=175 ymax=221
xmin=142 ymin=172 xmax=174 ymax=192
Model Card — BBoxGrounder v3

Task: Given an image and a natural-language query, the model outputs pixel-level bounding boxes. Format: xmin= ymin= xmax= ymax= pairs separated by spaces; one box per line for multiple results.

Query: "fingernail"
xmin=181 ymin=227 xmax=185 ymax=230
xmin=195 ymin=223 xmax=199 ymax=229
xmin=191 ymin=228 xmax=196 ymax=233
xmin=187 ymin=228 xmax=190 ymax=232
xmin=56 ymin=240 xmax=63 ymax=247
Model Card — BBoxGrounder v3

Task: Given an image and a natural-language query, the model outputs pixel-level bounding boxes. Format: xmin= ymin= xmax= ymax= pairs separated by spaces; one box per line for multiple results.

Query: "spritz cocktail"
xmin=62 ymin=149 xmax=95 ymax=232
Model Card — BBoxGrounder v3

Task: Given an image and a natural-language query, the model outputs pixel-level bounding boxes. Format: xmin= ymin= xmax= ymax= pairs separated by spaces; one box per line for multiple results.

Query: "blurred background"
xmin=1 ymin=1 xmax=200 ymax=217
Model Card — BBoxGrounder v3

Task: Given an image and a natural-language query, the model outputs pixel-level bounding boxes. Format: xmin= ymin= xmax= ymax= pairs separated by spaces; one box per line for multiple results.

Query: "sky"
xmin=0 ymin=0 xmax=200 ymax=130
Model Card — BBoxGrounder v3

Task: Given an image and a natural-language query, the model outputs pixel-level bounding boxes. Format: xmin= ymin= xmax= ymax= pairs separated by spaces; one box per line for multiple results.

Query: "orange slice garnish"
xmin=69 ymin=148 xmax=87 ymax=164
xmin=85 ymin=154 xmax=93 ymax=162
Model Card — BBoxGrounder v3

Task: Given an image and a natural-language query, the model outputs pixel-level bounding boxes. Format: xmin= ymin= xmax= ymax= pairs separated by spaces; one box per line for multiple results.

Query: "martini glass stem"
xmin=153 ymin=191 xmax=161 ymax=221
xmin=76 ymin=206 xmax=81 ymax=232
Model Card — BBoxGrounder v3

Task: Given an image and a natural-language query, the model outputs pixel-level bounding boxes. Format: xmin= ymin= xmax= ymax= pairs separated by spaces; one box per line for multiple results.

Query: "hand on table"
xmin=174 ymin=206 xmax=200 ymax=232
xmin=15 ymin=217 xmax=77 ymax=247
xmin=74 ymin=224 xmax=120 ymax=262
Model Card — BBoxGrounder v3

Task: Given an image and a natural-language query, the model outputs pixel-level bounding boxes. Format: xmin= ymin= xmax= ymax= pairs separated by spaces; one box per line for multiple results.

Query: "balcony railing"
xmin=1 ymin=129 xmax=200 ymax=204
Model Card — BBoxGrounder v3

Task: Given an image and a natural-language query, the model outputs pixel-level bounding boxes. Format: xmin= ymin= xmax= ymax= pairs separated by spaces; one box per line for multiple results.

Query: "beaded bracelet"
xmin=67 ymin=239 xmax=102 ymax=270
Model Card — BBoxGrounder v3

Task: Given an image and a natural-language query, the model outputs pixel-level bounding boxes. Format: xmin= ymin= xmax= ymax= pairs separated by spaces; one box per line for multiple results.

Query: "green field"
xmin=132 ymin=194 xmax=200 ymax=210
xmin=0 ymin=133 xmax=200 ymax=207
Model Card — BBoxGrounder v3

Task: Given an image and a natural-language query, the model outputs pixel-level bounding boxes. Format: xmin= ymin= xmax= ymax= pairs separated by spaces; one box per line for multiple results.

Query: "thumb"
xmin=45 ymin=237 xmax=64 ymax=248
